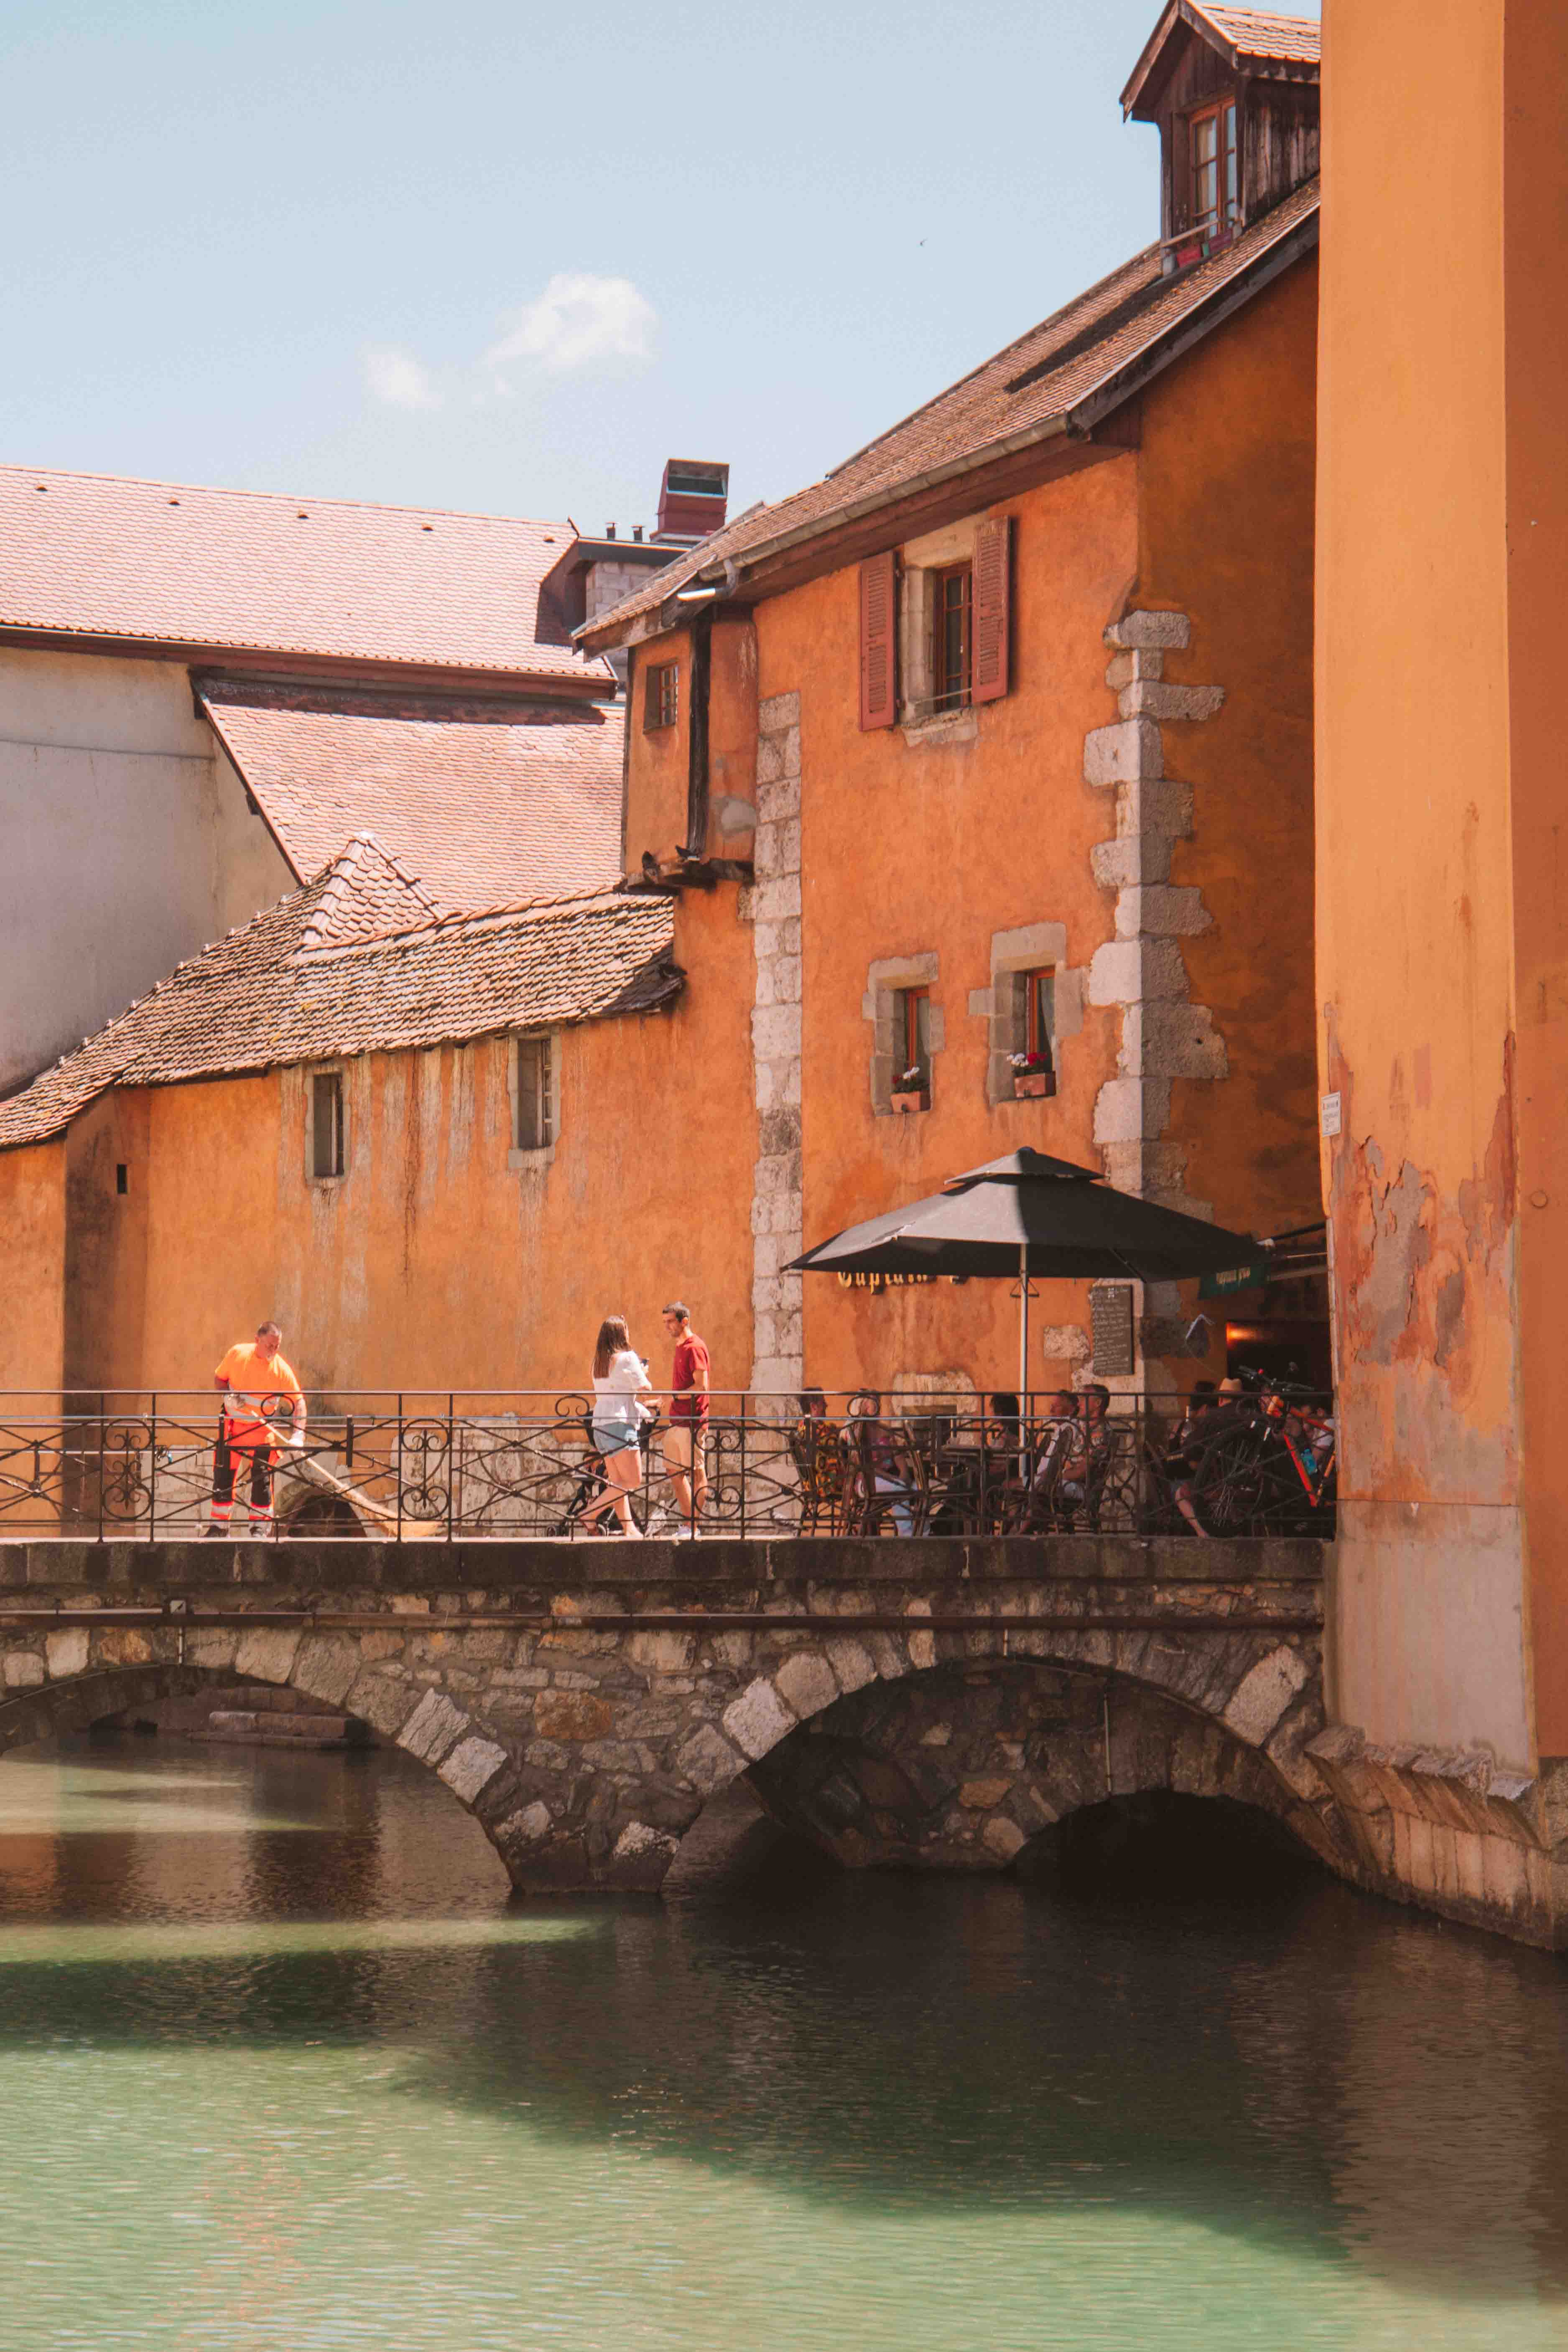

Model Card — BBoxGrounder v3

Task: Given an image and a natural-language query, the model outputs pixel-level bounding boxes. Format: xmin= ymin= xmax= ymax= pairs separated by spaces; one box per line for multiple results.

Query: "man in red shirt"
xmin=660 ymin=1301 xmax=710 ymax=1531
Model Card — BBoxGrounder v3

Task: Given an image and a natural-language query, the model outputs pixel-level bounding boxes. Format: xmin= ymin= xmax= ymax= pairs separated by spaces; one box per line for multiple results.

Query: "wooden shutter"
xmin=858 ymin=551 xmax=897 ymax=730
xmin=642 ymin=662 xmax=661 ymax=731
xmin=972 ymin=516 xmax=1011 ymax=704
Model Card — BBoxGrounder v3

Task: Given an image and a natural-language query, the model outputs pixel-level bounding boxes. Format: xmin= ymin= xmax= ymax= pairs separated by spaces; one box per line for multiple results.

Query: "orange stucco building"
xmin=1310 ymin=0 xmax=1568 ymax=1936
xmin=587 ymin=1 xmax=1324 ymax=1410
xmin=0 ymin=843 xmax=754 ymax=1410
xmin=0 ymin=1 xmax=1327 ymax=1425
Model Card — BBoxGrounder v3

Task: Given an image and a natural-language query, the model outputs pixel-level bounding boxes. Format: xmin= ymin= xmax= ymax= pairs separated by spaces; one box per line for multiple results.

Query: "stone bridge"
xmin=0 ymin=1531 xmax=1360 ymax=1893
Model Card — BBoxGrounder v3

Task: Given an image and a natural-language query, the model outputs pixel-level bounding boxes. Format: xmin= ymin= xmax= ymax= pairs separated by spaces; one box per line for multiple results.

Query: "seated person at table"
xmin=846 ymin=1391 xmax=918 ymax=1536
xmin=1056 ymin=1385 xmax=1111 ymax=1518
xmin=1163 ymin=1379 xmax=1218 ymax=1536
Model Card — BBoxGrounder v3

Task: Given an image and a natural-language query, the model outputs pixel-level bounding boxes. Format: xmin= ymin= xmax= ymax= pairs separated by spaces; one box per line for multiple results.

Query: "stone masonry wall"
xmin=746 ymin=690 xmax=804 ymax=1399
xmin=1082 ymin=608 xmax=1228 ymax=1397
xmin=0 ymin=1535 xmax=1336 ymax=1901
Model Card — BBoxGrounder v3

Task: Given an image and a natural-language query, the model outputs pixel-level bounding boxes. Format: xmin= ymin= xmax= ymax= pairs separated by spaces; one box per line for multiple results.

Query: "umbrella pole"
xmin=1019 ymin=1242 xmax=1029 ymax=1406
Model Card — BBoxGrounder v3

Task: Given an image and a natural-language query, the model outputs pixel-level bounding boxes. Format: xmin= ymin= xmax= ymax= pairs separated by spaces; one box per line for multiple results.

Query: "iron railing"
xmin=0 ymin=1386 xmax=1336 ymax=1543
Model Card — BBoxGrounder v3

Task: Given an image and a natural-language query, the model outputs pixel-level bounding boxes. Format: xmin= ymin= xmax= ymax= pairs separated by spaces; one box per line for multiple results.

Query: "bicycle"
xmin=1185 ymin=1368 xmax=1336 ymax=1536
xmin=552 ymin=1410 xmax=662 ymax=1536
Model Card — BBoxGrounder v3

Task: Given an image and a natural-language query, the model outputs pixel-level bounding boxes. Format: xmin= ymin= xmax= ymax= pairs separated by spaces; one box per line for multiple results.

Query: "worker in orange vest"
xmin=205 ymin=1319 xmax=306 ymax=1537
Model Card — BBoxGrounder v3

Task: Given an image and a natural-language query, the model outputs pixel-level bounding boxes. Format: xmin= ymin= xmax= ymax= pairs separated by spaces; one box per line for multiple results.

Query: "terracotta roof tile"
xmin=1193 ymin=6 xmax=1320 ymax=66
xmin=199 ymin=681 xmax=623 ymax=909
xmin=0 ymin=465 xmax=612 ymax=686
xmin=580 ymin=179 xmax=1319 ymax=643
xmin=0 ymin=842 xmax=678 ymax=1150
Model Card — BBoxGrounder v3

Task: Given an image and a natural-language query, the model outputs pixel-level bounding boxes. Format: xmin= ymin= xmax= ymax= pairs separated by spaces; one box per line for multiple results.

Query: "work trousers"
xmin=211 ymin=1427 xmax=273 ymax=1526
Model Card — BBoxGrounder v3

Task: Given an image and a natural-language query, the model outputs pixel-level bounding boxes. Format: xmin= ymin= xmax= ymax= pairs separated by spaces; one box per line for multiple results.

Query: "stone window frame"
xmin=863 ymin=950 xmax=943 ymax=1116
xmin=969 ymin=922 xmax=1085 ymax=1108
xmin=897 ymin=517 xmax=982 ymax=743
xmin=304 ymin=1063 xmax=347 ymax=1188
xmin=507 ymin=1029 xmax=560 ymax=1170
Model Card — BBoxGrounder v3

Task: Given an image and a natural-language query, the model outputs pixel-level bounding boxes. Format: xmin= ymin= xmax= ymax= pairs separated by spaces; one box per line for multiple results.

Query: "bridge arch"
xmin=740 ymin=1653 xmax=1336 ymax=1877
xmin=0 ymin=1628 xmax=528 ymax=1882
xmin=0 ymin=1566 xmax=1346 ymax=1897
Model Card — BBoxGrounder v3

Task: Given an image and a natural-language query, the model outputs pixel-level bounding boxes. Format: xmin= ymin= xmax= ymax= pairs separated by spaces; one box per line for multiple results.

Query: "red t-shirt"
xmin=671 ymin=1334 xmax=711 ymax=1423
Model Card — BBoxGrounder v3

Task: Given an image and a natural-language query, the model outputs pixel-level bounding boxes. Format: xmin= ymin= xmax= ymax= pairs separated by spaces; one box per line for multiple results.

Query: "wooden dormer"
xmin=1121 ymin=2 xmax=1320 ymax=269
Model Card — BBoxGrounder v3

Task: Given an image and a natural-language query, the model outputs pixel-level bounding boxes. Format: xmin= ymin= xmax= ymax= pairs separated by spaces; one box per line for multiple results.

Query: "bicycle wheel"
xmin=1190 ymin=1421 xmax=1275 ymax=1534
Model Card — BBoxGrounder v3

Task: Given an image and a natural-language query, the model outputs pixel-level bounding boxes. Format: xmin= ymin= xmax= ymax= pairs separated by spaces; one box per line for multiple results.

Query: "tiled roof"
xmin=200 ymin=681 xmax=623 ymax=909
xmin=0 ymin=841 xmax=679 ymax=1150
xmin=579 ymin=178 xmax=1319 ymax=646
xmin=0 ymin=465 xmax=614 ymax=687
xmin=1193 ymin=5 xmax=1320 ymax=66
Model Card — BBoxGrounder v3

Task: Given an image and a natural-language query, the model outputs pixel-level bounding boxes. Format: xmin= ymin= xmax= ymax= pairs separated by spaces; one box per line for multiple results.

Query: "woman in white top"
xmin=581 ymin=1314 xmax=653 ymax=1537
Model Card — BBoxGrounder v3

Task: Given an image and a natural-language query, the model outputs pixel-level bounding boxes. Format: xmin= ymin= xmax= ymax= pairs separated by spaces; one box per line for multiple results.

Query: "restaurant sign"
xmin=1198 ymin=1257 xmax=1272 ymax=1300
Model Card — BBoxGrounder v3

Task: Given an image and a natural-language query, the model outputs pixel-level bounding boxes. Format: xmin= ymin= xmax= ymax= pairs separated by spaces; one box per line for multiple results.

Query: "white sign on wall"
xmin=1319 ymin=1092 xmax=1342 ymax=1138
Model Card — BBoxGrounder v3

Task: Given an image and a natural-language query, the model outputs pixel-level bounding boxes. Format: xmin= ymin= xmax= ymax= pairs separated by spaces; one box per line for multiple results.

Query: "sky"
xmin=3 ymin=0 xmax=1319 ymax=533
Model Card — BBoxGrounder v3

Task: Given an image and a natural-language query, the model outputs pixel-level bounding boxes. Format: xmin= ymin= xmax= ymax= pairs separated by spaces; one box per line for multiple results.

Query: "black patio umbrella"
xmin=785 ymin=1148 xmax=1259 ymax=1394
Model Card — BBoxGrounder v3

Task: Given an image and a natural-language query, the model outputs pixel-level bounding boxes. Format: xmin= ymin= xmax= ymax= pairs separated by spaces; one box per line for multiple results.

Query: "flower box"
xmin=1012 ymin=1069 xmax=1056 ymax=1100
xmin=892 ymin=1087 xmax=931 ymax=1115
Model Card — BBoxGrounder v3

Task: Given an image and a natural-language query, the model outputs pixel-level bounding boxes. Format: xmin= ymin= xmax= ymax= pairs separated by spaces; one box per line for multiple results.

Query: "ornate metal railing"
xmin=0 ymin=1373 xmax=1335 ymax=1543
xmin=0 ymin=1385 xmax=1335 ymax=1543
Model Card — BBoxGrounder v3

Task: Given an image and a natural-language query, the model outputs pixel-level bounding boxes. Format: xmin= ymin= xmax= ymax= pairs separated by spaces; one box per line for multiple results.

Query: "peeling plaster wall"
xmin=1315 ymin=0 xmax=1568 ymax=1768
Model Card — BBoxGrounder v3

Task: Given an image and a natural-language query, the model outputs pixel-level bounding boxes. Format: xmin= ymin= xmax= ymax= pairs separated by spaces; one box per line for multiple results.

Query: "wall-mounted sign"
xmin=1319 ymin=1092 xmax=1342 ymax=1138
xmin=836 ymin=1272 xmax=937 ymax=1293
xmin=1198 ymin=1257 xmax=1272 ymax=1300
xmin=1089 ymin=1282 xmax=1135 ymax=1377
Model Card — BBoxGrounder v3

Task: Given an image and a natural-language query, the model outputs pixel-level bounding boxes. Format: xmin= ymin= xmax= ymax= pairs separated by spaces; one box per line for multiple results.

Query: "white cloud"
xmin=486 ymin=272 xmax=657 ymax=380
xmin=362 ymin=346 xmax=441 ymax=411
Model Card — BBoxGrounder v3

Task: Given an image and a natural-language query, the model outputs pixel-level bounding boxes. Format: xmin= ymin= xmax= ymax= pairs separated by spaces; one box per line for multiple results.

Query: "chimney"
xmin=655 ymin=459 xmax=729 ymax=548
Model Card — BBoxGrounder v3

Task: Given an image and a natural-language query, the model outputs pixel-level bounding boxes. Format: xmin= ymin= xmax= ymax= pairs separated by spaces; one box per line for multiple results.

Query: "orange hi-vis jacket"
xmin=215 ymin=1343 xmax=302 ymax=1459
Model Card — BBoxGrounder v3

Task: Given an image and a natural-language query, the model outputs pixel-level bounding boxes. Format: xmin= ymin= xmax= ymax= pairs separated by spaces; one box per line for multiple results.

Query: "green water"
xmin=1 ymin=1745 xmax=1565 ymax=2351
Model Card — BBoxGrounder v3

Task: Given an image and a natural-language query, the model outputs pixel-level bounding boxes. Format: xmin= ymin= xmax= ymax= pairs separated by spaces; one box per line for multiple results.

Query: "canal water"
xmin=1 ymin=1742 xmax=1565 ymax=2351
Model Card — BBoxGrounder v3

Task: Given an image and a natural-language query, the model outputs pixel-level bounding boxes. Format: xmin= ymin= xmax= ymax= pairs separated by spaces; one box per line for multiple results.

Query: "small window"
xmin=115 ymin=1163 xmax=128 ymax=1196
xmin=931 ymin=564 xmax=972 ymax=712
xmin=1191 ymin=99 xmax=1238 ymax=234
xmin=515 ymin=1034 xmax=554 ymax=1151
xmin=643 ymin=661 xmax=679 ymax=731
xmin=896 ymin=986 xmax=932 ymax=1091
xmin=311 ymin=1072 xmax=344 ymax=1179
xmin=1022 ymin=968 xmax=1056 ymax=1071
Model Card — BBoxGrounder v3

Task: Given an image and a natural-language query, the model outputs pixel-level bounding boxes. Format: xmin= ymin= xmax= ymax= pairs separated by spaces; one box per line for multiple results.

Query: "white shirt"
xmin=592 ymin=1350 xmax=647 ymax=1406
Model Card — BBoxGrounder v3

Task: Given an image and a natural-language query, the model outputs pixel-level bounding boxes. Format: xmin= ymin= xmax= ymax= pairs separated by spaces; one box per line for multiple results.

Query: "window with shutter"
xmin=515 ymin=1034 xmax=554 ymax=1152
xmin=971 ymin=516 xmax=1011 ymax=705
xmin=858 ymin=550 xmax=897 ymax=730
xmin=311 ymin=1072 xmax=344 ymax=1179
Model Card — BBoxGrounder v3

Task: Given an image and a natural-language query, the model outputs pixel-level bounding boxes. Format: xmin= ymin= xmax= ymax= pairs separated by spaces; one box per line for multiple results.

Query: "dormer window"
xmin=1190 ymin=99 xmax=1238 ymax=236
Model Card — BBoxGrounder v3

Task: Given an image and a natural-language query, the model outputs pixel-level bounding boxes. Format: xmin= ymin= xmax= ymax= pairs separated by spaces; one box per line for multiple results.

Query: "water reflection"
xmin=1 ymin=1740 xmax=1565 ymax=2352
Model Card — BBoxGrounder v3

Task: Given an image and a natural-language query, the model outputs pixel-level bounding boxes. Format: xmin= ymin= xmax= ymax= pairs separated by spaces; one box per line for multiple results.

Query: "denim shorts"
xmin=593 ymin=1417 xmax=641 ymax=1457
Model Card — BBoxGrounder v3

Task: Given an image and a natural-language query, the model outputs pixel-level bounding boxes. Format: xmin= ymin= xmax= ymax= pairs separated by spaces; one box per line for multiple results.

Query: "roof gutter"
xmin=579 ymin=200 xmax=1318 ymax=656
xmin=576 ymin=414 xmax=1072 ymax=655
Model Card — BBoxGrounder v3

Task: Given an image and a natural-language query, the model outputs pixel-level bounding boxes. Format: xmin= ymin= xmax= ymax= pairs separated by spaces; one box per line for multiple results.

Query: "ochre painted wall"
xmin=1138 ymin=255 xmax=1321 ymax=1240
xmin=43 ymin=940 xmax=757 ymax=1409
xmin=1316 ymin=0 xmax=1568 ymax=1765
xmin=0 ymin=1141 xmax=66 ymax=1397
xmin=63 ymin=1087 xmax=150 ymax=1399
xmin=687 ymin=255 xmax=1320 ymax=1411
xmin=625 ymin=624 xmax=694 ymax=869
xmin=756 ymin=455 xmax=1134 ymax=1402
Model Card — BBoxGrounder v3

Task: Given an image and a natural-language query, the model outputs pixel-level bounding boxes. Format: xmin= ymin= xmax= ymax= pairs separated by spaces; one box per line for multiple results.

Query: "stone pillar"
xmin=747 ymin=691 xmax=803 ymax=1400
xmin=1081 ymin=610 xmax=1226 ymax=1396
